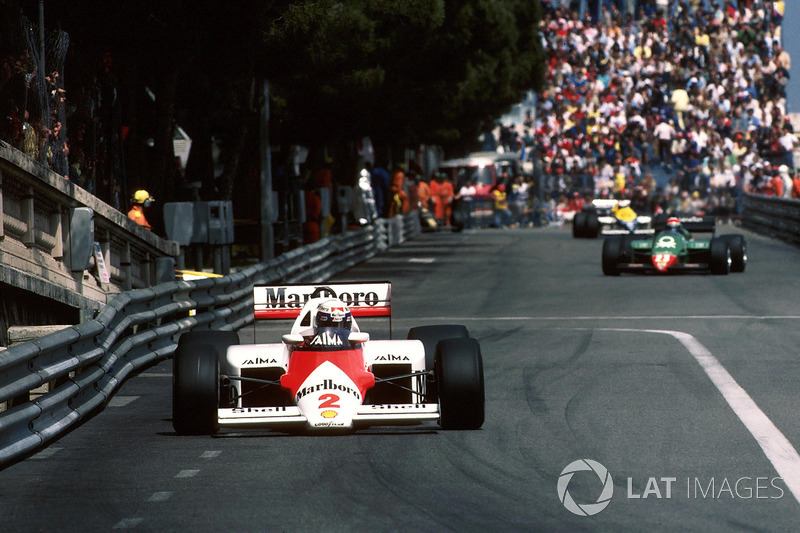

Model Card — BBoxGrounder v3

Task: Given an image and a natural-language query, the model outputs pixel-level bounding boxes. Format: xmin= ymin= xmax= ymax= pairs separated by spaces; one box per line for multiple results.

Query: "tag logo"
xmin=310 ymin=332 xmax=343 ymax=346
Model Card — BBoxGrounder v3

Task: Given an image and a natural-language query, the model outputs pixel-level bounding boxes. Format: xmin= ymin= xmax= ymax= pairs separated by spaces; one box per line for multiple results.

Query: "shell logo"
xmin=320 ymin=410 xmax=338 ymax=419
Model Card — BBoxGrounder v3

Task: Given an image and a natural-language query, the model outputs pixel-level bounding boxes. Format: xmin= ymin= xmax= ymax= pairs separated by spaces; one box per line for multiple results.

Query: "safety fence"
xmin=742 ymin=193 xmax=800 ymax=248
xmin=0 ymin=212 xmax=420 ymax=467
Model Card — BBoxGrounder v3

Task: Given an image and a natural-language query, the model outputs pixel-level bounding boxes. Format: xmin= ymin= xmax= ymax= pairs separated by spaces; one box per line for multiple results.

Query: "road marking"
xmin=147 ymin=491 xmax=173 ymax=502
xmin=201 ymin=450 xmax=221 ymax=459
xmin=30 ymin=447 xmax=62 ymax=459
xmin=408 ymin=257 xmax=436 ymax=263
xmin=601 ymin=328 xmax=800 ymax=506
xmin=175 ymin=469 xmax=200 ymax=478
xmin=112 ymin=518 xmax=143 ymax=529
xmin=393 ymin=315 xmax=800 ymax=322
xmin=108 ymin=396 xmax=138 ymax=407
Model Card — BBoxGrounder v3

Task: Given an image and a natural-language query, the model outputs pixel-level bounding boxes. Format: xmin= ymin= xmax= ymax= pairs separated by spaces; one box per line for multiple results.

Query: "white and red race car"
xmin=172 ymin=282 xmax=485 ymax=434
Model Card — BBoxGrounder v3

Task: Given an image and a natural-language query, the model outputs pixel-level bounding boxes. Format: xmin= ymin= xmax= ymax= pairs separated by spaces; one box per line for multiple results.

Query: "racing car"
xmin=573 ymin=199 xmax=653 ymax=238
xmin=601 ymin=215 xmax=747 ymax=275
xmin=172 ymin=282 xmax=485 ymax=434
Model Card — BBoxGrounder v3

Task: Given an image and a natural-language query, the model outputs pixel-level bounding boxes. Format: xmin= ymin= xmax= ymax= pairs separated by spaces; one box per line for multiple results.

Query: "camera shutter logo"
xmin=557 ymin=459 xmax=614 ymax=516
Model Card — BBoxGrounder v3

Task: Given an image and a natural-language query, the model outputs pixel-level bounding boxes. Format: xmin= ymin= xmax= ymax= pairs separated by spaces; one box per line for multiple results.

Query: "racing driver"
xmin=666 ymin=216 xmax=692 ymax=240
xmin=303 ymin=299 xmax=354 ymax=349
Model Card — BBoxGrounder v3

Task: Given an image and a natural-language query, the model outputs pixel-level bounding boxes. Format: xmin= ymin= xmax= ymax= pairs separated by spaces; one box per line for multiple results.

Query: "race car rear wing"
xmin=254 ymin=282 xmax=392 ymax=321
xmin=653 ymin=215 xmax=716 ymax=233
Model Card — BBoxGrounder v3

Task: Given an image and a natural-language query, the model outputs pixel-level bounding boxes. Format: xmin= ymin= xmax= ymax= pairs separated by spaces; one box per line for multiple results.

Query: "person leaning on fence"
xmin=128 ymin=190 xmax=154 ymax=230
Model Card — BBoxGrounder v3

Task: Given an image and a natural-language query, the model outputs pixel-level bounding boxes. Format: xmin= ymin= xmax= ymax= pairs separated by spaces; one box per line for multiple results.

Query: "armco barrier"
xmin=742 ymin=192 xmax=800 ymax=247
xmin=0 ymin=213 xmax=418 ymax=467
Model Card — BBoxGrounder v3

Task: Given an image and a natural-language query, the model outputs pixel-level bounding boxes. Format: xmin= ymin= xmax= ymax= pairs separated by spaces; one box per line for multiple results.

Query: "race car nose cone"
xmin=652 ymin=253 xmax=677 ymax=272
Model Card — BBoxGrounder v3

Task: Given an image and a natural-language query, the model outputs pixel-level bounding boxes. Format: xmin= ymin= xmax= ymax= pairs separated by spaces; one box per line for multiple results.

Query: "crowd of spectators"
xmin=2 ymin=45 xmax=138 ymax=213
xmin=526 ymin=0 xmax=796 ymax=222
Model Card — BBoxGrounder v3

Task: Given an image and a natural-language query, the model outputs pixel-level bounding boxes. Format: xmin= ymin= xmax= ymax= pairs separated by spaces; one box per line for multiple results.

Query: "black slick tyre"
xmin=573 ymin=212 xmax=587 ymax=238
xmin=435 ymin=338 xmax=484 ymax=430
xmin=585 ymin=213 xmax=601 ymax=238
xmin=407 ymin=325 xmax=469 ymax=402
xmin=722 ymin=234 xmax=747 ymax=272
xmin=173 ymin=332 xmax=237 ymax=435
xmin=709 ymin=237 xmax=731 ymax=275
xmin=602 ymin=237 xmax=622 ymax=276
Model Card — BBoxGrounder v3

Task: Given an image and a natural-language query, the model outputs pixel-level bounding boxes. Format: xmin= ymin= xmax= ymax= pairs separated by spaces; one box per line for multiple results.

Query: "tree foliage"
xmin=266 ymin=0 xmax=545 ymax=154
xmin=3 ymin=0 xmax=544 ymax=220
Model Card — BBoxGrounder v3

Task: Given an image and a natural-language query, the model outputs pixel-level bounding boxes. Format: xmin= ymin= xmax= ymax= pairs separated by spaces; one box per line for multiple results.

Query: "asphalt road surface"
xmin=2 ymin=222 xmax=800 ymax=532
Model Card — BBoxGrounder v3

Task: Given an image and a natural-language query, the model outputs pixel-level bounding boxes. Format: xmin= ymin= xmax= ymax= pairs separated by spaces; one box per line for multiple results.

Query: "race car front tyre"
xmin=436 ymin=338 xmax=485 ymax=430
xmin=709 ymin=237 xmax=731 ymax=275
xmin=721 ymin=234 xmax=747 ymax=272
xmin=602 ymin=237 xmax=622 ymax=276
xmin=177 ymin=330 xmax=239 ymax=408
xmin=573 ymin=212 xmax=587 ymax=238
xmin=173 ymin=345 xmax=220 ymax=435
xmin=407 ymin=325 xmax=469 ymax=402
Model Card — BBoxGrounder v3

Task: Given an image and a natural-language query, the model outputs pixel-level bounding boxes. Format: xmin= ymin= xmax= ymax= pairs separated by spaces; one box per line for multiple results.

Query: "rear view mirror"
xmin=282 ymin=334 xmax=305 ymax=345
xmin=349 ymin=332 xmax=369 ymax=344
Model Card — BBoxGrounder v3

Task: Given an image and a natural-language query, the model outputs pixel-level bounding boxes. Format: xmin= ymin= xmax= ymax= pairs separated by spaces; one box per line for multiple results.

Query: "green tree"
xmin=265 ymin=0 xmax=545 ymax=156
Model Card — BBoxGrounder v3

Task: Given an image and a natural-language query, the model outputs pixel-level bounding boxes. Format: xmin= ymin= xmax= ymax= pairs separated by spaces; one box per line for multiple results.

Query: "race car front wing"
xmin=217 ymin=403 xmax=440 ymax=427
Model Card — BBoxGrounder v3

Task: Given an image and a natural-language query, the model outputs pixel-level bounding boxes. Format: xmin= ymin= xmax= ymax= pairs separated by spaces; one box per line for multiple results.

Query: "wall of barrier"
xmin=742 ymin=192 xmax=800 ymax=248
xmin=0 ymin=212 xmax=420 ymax=467
xmin=0 ymin=141 xmax=179 ymax=311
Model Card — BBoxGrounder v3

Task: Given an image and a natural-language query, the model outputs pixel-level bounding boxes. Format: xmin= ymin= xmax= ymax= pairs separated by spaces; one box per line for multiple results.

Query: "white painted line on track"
xmin=112 ymin=517 xmax=143 ymax=529
xmin=201 ymin=450 xmax=221 ymax=459
xmin=108 ymin=396 xmax=138 ymax=407
xmin=600 ymin=327 xmax=800 ymax=507
xmin=147 ymin=491 xmax=173 ymax=502
xmin=408 ymin=257 xmax=436 ymax=263
xmin=30 ymin=447 xmax=62 ymax=459
xmin=393 ymin=315 xmax=800 ymax=322
xmin=175 ymin=469 xmax=200 ymax=478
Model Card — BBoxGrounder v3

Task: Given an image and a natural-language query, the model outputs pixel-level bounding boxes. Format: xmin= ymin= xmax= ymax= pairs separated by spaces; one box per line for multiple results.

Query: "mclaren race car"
xmin=601 ymin=215 xmax=747 ymax=275
xmin=574 ymin=199 xmax=653 ymax=238
xmin=172 ymin=282 xmax=485 ymax=434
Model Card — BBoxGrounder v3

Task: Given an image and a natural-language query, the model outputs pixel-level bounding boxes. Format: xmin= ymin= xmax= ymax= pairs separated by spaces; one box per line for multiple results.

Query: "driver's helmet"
xmin=315 ymin=299 xmax=352 ymax=330
xmin=666 ymin=217 xmax=681 ymax=231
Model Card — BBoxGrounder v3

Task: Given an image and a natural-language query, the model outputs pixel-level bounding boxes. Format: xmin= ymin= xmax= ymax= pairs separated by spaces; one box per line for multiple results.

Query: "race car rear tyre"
xmin=709 ymin=237 xmax=731 ymax=275
xmin=177 ymin=330 xmax=239 ymax=408
xmin=436 ymin=338 xmax=485 ymax=430
xmin=173 ymin=343 xmax=223 ymax=435
xmin=408 ymin=325 xmax=469 ymax=402
xmin=602 ymin=237 xmax=622 ymax=276
xmin=722 ymin=234 xmax=747 ymax=273
xmin=573 ymin=212 xmax=587 ymax=238
xmin=585 ymin=213 xmax=601 ymax=238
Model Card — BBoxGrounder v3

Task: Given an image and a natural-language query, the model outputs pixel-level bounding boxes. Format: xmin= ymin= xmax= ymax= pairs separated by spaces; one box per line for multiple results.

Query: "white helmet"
xmin=315 ymin=299 xmax=352 ymax=330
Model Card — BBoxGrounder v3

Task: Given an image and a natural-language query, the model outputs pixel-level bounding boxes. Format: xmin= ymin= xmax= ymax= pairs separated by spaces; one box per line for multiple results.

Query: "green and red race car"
xmin=601 ymin=215 xmax=746 ymax=275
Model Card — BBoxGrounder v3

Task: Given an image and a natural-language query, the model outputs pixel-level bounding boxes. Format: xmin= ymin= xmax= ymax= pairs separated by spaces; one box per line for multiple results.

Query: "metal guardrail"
xmin=742 ymin=193 xmax=800 ymax=247
xmin=0 ymin=213 xmax=417 ymax=467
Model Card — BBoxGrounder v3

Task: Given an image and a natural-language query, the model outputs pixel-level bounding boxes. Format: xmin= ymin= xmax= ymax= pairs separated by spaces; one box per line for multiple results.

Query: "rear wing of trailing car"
xmin=254 ymin=282 xmax=392 ymax=321
xmin=653 ymin=215 xmax=716 ymax=233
